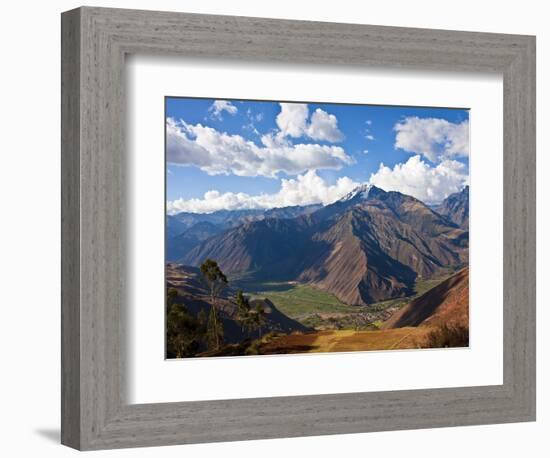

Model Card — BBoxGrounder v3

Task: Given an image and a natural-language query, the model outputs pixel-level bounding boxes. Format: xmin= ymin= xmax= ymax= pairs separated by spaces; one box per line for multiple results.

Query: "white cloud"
xmin=394 ymin=117 xmax=469 ymax=162
xmin=276 ymin=103 xmax=309 ymax=137
xmin=366 ymin=134 xmax=375 ymax=141
xmin=368 ymin=155 xmax=468 ymax=204
xmin=242 ymin=109 xmax=263 ymax=136
xmin=209 ymin=100 xmax=238 ymax=119
xmin=366 ymin=120 xmax=372 ymax=125
xmin=363 ymin=149 xmax=369 ymax=155
xmin=167 ymin=155 xmax=467 ymax=213
xmin=276 ymin=103 xmax=344 ymax=142
xmin=242 ymin=122 xmax=260 ymax=136
xmin=167 ymin=170 xmax=360 ymax=214
xmin=166 ymin=119 xmax=211 ymax=167
xmin=166 ymin=118 xmax=354 ymax=178
xmin=307 ymin=108 xmax=345 ymax=142
xmin=246 ymin=108 xmax=263 ymax=123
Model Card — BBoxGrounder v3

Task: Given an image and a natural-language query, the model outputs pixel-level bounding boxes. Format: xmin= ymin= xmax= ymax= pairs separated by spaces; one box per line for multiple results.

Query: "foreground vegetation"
xmin=166 ymin=259 xmax=268 ymax=358
xmin=167 ymin=260 xmax=468 ymax=358
xmin=200 ymin=323 xmax=469 ymax=357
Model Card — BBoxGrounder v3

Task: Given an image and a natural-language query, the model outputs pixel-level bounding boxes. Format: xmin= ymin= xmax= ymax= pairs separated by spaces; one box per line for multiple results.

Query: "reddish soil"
xmin=382 ymin=268 xmax=469 ymax=329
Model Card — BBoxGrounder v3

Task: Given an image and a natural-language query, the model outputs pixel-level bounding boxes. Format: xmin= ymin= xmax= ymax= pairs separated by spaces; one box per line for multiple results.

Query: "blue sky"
xmin=166 ymin=97 xmax=469 ymax=213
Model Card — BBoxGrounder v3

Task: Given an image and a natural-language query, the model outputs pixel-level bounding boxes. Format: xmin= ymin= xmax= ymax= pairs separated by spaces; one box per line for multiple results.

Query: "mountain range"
xmin=168 ymin=204 xmax=322 ymax=233
xmin=436 ymin=185 xmax=469 ymax=229
xmin=167 ymin=185 xmax=469 ymax=307
xmin=166 ymin=204 xmax=321 ymax=261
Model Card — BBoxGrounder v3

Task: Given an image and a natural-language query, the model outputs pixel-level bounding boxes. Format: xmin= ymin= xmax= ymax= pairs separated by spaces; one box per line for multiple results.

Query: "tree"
xmin=200 ymin=259 xmax=228 ymax=304
xmin=235 ymin=290 xmax=262 ymax=339
xmin=206 ymin=305 xmax=224 ymax=350
xmin=166 ymin=288 xmax=209 ymax=358
xmin=253 ymin=303 xmax=267 ymax=338
xmin=235 ymin=290 xmax=251 ymax=333
xmin=166 ymin=287 xmax=179 ymax=312
xmin=200 ymin=259 xmax=228 ymax=350
xmin=166 ymin=301 xmax=201 ymax=358
xmin=197 ymin=308 xmax=208 ymax=334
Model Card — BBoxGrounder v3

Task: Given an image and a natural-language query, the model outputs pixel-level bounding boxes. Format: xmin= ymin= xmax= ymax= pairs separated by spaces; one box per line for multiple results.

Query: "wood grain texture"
xmin=60 ymin=8 xmax=81 ymax=449
xmin=61 ymin=6 xmax=536 ymax=450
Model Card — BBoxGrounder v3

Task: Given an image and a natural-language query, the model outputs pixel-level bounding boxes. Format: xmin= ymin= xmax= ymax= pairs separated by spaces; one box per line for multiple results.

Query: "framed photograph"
xmin=61 ymin=6 xmax=536 ymax=450
xmin=164 ymin=97 xmax=471 ymax=359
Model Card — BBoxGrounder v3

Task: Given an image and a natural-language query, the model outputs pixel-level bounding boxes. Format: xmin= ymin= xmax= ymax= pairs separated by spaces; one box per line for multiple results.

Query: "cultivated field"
xmin=245 ymin=277 xmax=450 ymax=331
xmin=247 ymin=283 xmax=352 ymax=315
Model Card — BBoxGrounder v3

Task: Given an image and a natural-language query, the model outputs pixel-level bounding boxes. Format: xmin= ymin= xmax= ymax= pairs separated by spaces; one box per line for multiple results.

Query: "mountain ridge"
xmin=181 ymin=185 xmax=469 ymax=306
xmin=382 ymin=267 xmax=469 ymax=329
xmin=436 ymin=186 xmax=469 ymax=229
xmin=170 ymin=204 xmax=322 ymax=232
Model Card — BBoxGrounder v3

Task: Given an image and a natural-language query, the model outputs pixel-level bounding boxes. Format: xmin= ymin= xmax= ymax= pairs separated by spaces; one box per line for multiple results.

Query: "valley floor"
xmin=244 ymin=275 xmax=450 ymax=331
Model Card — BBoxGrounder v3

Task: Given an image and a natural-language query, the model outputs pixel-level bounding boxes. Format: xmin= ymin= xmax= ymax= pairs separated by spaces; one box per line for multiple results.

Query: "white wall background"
xmin=0 ymin=1 xmax=546 ymax=456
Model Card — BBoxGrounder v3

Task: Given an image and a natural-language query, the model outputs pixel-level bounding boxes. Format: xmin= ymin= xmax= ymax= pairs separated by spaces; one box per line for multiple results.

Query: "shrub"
xmin=245 ymin=339 xmax=262 ymax=355
xmin=166 ymin=302 xmax=202 ymax=358
xmin=425 ymin=324 xmax=469 ymax=348
xmin=263 ymin=331 xmax=281 ymax=341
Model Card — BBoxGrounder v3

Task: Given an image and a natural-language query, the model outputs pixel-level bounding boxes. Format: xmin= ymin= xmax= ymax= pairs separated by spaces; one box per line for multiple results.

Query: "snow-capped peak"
xmin=340 ymin=184 xmax=373 ymax=202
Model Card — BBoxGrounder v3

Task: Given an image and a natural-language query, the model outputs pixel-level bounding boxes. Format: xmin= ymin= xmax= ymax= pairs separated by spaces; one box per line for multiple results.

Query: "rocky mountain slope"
xmin=436 ymin=186 xmax=469 ymax=229
xmin=182 ymin=186 xmax=469 ymax=306
xmin=167 ymin=204 xmax=322 ymax=262
xmin=169 ymin=204 xmax=322 ymax=233
xmin=166 ymin=221 xmax=223 ymax=261
xmin=382 ymin=267 xmax=469 ymax=329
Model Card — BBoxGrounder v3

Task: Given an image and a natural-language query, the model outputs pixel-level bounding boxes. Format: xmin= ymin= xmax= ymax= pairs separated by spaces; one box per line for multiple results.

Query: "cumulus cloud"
xmin=166 ymin=118 xmax=354 ymax=178
xmin=368 ymin=155 xmax=468 ymax=204
xmin=365 ymin=134 xmax=375 ymax=141
xmin=167 ymin=170 xmax=360 ymax=214
xmin=276 ymin=103 xmax=309 ymax=138
xmin=394 ymin=117 xmax=469 ymax=162
xmin=276 ymin=103 xmax=344 ymax=142
xmin=209 ymin=100 xmax=238 ymax=119
xmin=307 ymin=109 xmax=345 ymax=142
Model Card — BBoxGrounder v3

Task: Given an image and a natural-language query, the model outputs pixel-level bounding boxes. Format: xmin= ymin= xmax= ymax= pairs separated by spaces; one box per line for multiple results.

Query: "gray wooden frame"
xmin=61 ymin=6 xmax=536 ymax=451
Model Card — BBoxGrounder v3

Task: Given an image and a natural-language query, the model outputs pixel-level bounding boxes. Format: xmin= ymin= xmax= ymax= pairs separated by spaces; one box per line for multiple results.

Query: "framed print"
xmin=61 ymin=6 xmax=536 ymax=450
xmin=129 ymin=59 xmax=502 ymax=404
xmin=164 ymin=97 xmax=471 ymax=359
